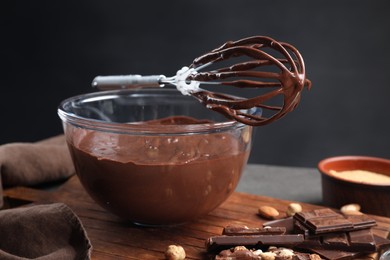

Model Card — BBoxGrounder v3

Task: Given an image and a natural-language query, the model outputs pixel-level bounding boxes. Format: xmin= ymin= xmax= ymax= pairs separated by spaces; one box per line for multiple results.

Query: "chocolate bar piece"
xmin=348 ymin=229 xmax=376 ymax=249
xmin=345 ymin=215 xmax=377 ymax=230
xmin=294 ymin=219 xmax=311 ymax=237
xmin=373 ymin=235 xmax=390 ymax=252
xmin=222 ymin=225 xmax=286 ymax=236
xmin=263 ymin=217 xmax=295 ymax=233
xmin=322 ymin=232 xmax=350 ymax=248
xmin=294 ymin=208 xmax=376 ymax=234
xmin=206 ymin=234 xmax=304 ymax=252
xmin=309 ymin=237 xmax=390 ymax=260
xmin=307 ymin=248 xmax=362 ymax=260
xmin=209 ymin=207 xmax=390 ymax=258
xmin=294 ymin=208 xmax=353 ymax=234
xmin=298 ymin=228 xmax=376 ymax=253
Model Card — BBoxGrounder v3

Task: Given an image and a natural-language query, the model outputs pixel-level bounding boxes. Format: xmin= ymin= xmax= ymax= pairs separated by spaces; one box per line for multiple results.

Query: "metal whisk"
xmin=92 ymin=36 xmax=311 ymax=126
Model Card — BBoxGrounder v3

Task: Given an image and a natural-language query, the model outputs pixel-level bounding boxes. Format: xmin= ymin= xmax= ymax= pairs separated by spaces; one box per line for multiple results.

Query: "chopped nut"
xmin=233 ymin=246 xmax=248 ymax=252
xmin=252 ymin=249 xmax=263 ymax=256
xmin=259 ymin=251 xmax=276 ymax=260
xmin=309 ymin=254 xmax=321 ymax=260
xmin=267 ymin=247 xmax=294 ymax=259
xmin=286 ymin=203 xmax=302 ymax=217
xmin=277 ymin=248 xmax=295 ymax=258
xmin=216 ymin=247 xmax=263 ymax=259
xmin=258 ymin=205 xmax=280 ymax=219
xmin=165 ymin=245 xmax=186 ymax=260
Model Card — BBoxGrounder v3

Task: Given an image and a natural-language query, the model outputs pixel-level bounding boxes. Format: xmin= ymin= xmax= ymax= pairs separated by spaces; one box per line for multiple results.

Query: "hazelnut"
xmin=258 ymin=206 xmax=280 ymax=220
xmin=165 ymin=245 xmax=186 ymax=260
xmin=286 ymin=203 xmax=302 ymax=217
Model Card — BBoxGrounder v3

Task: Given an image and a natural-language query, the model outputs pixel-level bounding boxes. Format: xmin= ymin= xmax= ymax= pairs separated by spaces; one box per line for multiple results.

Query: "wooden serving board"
xmin=4 ymin=175 xmax=390 ymax=259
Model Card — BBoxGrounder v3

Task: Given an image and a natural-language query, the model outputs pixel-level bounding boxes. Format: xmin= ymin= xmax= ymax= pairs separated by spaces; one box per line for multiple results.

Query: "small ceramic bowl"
xmin=318 ymin=155 xmax=390 ymax=217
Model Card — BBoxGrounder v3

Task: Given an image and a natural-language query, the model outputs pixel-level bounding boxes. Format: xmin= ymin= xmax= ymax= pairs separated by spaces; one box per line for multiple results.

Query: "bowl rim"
xmin=58 ymin=89 xmax=257 ymax=135
xmin=318 ymin=155 xmax=390 ymax=188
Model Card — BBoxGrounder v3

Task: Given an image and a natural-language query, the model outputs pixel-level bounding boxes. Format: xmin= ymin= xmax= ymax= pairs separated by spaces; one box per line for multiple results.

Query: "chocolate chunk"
xmin=294 ymin=209 xmax=353 ymax=234
xmin=206 ymin=234 xmax=304 ymax=252
xmin=263 ymin=217 xmax=295 ymax=233
xmin=294 ymin=208 xmax=338 ymax=222
xmin=223 ymin=226 xmax=286 ymax=236
xmin=294 ymin=220 xmax=311 ymax=237
xmin=294 ymin=208 xmax=376 ymax=234
xmin=348 ymin=229 xmax=376 ymax=249
xmin=373 ymin=234 xmax=390 ymax=252
xmin=306 ymin=217 xmax=352 ymax=234
xmin=307 ymin=248 xmax=362 ymax=260
xmin=298 ymin=229 xmax=376 ymax=253
xmin=293 ymin=252 xmax=317 ymax=260
xmin=210 ymin=207 xmax=390 ymax=258
xmin=345 ymin=215 xmax=377 ymax=230
xmin=322 ymin=233 xmax=350 ymax=248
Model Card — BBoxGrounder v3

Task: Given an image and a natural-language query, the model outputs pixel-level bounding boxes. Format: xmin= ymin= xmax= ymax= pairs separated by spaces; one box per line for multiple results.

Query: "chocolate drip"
xmin=188 ymin=36 xmax=312 ymax=126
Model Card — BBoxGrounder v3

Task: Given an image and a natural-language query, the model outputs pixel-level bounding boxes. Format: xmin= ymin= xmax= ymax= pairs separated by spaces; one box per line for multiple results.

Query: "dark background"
xmin=1 ymin=0 xmax=390 ymax=167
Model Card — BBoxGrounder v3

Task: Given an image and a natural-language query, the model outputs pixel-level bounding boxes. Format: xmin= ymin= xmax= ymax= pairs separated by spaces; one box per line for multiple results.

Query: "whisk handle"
xmin=91 ymin=75 xmax=165 ymax=90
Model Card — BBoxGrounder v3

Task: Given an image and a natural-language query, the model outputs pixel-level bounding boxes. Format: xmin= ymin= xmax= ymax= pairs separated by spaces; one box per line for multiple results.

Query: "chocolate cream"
xmin=187 ymin=36 xmax=312 ymax=126
xmin=67 ymin=116 xmax=251 ymax=225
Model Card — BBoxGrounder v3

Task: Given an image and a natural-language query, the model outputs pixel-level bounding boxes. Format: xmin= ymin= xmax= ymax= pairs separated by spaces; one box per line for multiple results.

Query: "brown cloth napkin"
xmin=0 ymin=135 xmax=75 ymax=208
xmin=0 ymin=203 xmax=92 ymax=260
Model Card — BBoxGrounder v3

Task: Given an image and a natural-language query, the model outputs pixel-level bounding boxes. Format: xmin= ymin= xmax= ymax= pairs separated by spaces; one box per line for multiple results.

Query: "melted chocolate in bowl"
xmin=68 ymin=127 xmax=249 ymax=225
xmin=58 ymin=89 xmax=255 ymax=225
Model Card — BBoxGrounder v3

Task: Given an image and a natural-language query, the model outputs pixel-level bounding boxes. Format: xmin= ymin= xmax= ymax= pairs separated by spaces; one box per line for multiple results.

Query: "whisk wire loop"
xmin=92 ymin=36 xmax=311 ymax=126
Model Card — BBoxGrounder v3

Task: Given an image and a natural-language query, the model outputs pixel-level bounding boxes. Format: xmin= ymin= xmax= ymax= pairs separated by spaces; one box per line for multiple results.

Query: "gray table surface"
xmin=236 ymin=164 xmax=323 ymax=205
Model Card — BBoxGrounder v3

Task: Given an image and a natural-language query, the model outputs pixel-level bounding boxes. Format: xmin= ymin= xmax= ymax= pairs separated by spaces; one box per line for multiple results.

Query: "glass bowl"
xmin=58 ymin=88 xmax=259 ymax=225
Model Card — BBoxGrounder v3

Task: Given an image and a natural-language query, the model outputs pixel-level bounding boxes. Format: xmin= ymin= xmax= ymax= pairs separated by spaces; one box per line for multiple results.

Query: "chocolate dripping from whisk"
xmin=187 ymin=36 xmax=312 ymax=126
